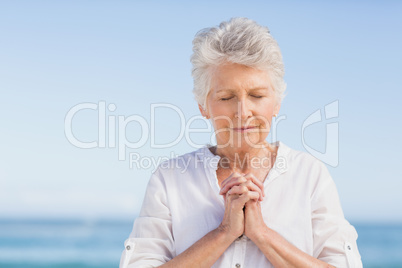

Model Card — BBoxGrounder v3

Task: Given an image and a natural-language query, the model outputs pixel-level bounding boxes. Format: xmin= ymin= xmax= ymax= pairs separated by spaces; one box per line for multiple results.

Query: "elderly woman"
xmin=120 ymin=18 xmax=362 ymax=268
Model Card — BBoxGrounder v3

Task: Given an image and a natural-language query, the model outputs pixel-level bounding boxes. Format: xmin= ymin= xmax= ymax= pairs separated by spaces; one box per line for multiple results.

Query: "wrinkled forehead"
xmin=209 ymin=64 xmax=274 ymax=94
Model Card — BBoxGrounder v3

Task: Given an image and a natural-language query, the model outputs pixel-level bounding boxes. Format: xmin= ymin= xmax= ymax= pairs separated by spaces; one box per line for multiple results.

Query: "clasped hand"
xmin=218 ymin=172 xmax=267 ymax=242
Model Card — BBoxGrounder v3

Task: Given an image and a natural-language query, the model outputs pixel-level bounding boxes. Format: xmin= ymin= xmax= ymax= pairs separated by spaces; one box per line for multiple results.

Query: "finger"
xmin=245 ymin=199 xmax=258 ymax=206
xmin=243 ymin=172 xmax=264 ymax=195
xmin=225 ymin=190 xmax=240 ymax=204
xmin=220 ymin=177 xmax=247 ymax=194
xmin=232 ymin=191 xmax=260 ymax=209
xmin=220 ymin=172 xmax=264 ymax=195
xmin=220 ymin=176 xmax=248 ymax=195
xmin=243 ymin=172 xmax=265 ymax=197
xmin=227 ymin=182 xmax=263 ymax=202
xmin=220 ymin=172 xmax=242 ymax=188
xmin=227 ymin=185 xmax=249 ymax=196
xmin=221 ymin=178 xmax=264 ymax=201
xmin=243 ymin=180 xmax=264 ymax=201
xmin=241 ymin=191 xmax=260 ymax=202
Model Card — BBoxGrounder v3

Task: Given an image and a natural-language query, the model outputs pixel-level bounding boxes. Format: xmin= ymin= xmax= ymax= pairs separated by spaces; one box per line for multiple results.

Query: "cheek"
xmin=211 ymin=102 xmax=231 ymax=114
xmin=213 ymin=119 xmax=231 ymax=132
xmin=210 ymin=105 xmax=233 ymax=126
xmin=262 ymin=119 xmax=273 ymax=129
xmin=254 ymin=106 xmax=275 ymax=127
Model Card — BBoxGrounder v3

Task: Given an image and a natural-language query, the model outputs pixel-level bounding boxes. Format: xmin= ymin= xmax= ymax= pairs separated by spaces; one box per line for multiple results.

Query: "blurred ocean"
xmin=0 ymin=218 xmax=401 ymax=268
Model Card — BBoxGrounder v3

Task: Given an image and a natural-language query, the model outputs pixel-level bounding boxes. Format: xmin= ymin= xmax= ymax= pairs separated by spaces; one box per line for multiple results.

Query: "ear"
xmin=198 ymin=104 xmax=209 ymax=119
xmin=273 ymin=101 xmax=281 ymax=116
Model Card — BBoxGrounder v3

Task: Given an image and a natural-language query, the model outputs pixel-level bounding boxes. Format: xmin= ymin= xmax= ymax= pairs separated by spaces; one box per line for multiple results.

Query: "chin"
xmin=232 ymin=138 xmax=263 ymax=148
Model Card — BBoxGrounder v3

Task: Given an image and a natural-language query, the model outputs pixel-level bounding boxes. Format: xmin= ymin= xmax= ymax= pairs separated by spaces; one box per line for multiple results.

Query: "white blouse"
xmin=120 ymin=141 xmax=363 ymax=268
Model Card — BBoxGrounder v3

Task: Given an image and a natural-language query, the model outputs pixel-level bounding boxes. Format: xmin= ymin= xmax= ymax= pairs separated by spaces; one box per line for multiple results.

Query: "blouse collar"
xmin=201 ymin=141 xmax=290 ymax=186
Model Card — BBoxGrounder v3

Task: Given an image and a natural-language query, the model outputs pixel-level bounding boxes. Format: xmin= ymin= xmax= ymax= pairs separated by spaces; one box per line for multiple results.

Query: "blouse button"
xmin=126 ymin=245 xmax=131 ymax=250
xmin=235 ymin=264 xmax=241 ymax=268
xmin=347 ymin=245 xmax=351 ymax=250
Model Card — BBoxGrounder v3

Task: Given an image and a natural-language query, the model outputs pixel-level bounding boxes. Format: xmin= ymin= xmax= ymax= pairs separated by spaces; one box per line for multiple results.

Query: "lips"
xmin=232 ymin=126 xmax=258 ymax=131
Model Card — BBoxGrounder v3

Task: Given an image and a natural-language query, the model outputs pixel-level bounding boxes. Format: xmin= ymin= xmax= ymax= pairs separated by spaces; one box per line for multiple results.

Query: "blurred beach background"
xmin=1 ymin=1 xmax=401 ymax=267
xmin=0 ymin=219 xmax=402 ymax=268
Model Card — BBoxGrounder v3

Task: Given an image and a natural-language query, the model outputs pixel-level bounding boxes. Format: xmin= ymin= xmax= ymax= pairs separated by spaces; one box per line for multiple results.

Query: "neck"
xmin=212 ymin=141 xmax=278 ymax=173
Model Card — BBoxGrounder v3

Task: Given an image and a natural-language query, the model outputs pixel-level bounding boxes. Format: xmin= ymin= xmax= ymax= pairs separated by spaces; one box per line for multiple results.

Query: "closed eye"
xmin=220 ymin=95 xmax=262 ymax=101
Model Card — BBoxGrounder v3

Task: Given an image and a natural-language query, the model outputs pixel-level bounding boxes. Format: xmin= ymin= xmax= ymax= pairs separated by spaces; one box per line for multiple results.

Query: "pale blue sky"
xmin=1 ymin=1 xmax=401 ymax=223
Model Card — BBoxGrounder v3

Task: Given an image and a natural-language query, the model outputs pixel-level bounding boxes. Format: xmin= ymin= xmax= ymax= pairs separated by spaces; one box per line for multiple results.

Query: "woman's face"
xmin=199 ymin=63 xmax=281 ymax=150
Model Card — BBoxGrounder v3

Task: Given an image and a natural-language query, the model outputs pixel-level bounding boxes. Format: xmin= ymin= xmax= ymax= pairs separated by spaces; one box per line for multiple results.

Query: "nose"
xmin=234 ymin=98 xmax=252 ymax=120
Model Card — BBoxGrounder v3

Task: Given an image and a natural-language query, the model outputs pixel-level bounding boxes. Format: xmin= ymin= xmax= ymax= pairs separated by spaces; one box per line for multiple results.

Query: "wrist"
xmin=216 ymin=224 xmax=239 ymax=244
xmin=250 ymin=225 xmax=271 ymax=246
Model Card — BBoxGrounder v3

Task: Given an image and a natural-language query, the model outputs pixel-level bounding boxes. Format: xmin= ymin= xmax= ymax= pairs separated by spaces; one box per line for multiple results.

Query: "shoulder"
xmin=145 ymin=146 xmax=214 ymax=199
xmin=152 ymin=145 xmax=212 ymax=179
xmin=278 ymin=142 xmax=337 ymax=204
xmin=277 ymin=141 xmax=332 ymax=186
xmin=278 ymin=141 xmax=325 ymax=170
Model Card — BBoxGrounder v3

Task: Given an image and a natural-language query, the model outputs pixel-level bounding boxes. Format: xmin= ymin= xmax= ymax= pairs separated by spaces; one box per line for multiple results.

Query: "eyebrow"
xmin=215 ymin=87 xmax=269 ymax=94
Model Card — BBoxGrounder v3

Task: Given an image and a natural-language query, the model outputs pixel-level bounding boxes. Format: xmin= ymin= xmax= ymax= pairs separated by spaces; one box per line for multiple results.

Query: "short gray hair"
xmin=190 ymin=17 xmax=287 ymax=109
